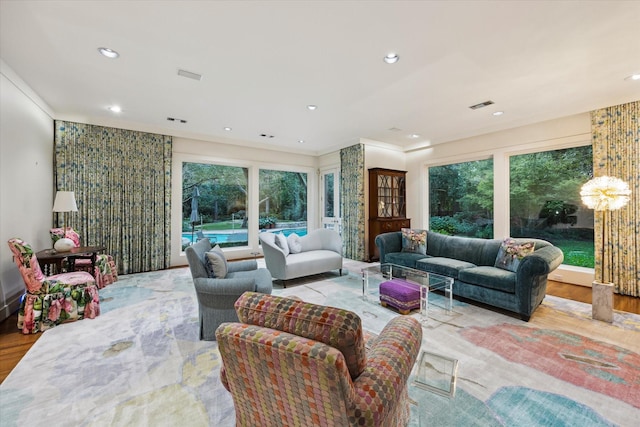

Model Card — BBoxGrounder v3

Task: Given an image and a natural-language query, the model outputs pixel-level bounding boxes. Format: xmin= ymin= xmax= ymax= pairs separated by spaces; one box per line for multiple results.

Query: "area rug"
xmin=1 ymin=262 xmax=638 ymax=427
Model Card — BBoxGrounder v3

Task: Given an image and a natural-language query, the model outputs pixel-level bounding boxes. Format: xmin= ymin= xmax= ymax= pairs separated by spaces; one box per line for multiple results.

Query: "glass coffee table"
xmin=361 ymin=263 xmax=454 ymax=322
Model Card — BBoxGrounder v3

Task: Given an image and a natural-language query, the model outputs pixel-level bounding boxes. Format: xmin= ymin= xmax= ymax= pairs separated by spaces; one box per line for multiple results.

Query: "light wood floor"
xmin=1 ymin=280 xmax=638 ymax=384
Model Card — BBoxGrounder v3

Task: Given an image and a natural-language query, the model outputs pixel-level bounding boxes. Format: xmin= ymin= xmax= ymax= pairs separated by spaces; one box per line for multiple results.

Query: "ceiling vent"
xmin=167 ymin=117 xmax=187 ymax=124
xmin=177 ymin=69 xmax=202 ymax=81
xmin=469 ymin=100 xmax=494 ymax=110
xmin=260 ymin=133 xmax=275 ymax=138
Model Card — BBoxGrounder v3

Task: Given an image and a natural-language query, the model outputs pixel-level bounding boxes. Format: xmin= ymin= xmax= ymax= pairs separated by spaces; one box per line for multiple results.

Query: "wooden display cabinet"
xmin=368 ymin=168 xmax=410 ymax=261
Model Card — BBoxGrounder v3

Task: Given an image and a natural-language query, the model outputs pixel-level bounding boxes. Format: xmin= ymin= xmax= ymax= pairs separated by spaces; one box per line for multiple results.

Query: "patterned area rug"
xmin=1 ymin=261 xmax=638 ymax=426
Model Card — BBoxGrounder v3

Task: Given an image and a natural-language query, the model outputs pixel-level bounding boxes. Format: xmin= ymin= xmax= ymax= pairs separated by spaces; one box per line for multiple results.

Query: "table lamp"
xmin=52 ymin=191 xmax=78 ymax=252
xmin=580 ymin=176 xmax=630 ymax=322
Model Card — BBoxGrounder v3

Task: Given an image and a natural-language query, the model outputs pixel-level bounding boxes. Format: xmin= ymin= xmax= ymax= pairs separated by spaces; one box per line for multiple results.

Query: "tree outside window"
xmin=509 ymin=146 xmax=594 ymax=267
xmin=182 ymin=162 xmax=248 ymax=249
xmin=258 ymin=169 xmax=307 ymax=231
xmin=429 ymin=159 xmax=494 ymax=238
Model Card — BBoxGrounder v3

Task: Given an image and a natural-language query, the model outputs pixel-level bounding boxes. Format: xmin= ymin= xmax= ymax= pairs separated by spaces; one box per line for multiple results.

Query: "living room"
xmin=2 ymin=1 xmax=639 ymax=317
xmin=1 ymin=2 xmax=639 ymax=425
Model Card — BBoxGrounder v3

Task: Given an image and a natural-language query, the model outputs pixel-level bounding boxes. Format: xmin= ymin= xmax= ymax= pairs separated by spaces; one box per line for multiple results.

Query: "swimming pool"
xmin=182 ymin=227 xmax=307 ymax=244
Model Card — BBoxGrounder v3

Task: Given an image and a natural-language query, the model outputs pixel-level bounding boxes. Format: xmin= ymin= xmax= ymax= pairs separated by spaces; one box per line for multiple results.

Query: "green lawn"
xmin=553 ymin=239 xmax=594 ymax=268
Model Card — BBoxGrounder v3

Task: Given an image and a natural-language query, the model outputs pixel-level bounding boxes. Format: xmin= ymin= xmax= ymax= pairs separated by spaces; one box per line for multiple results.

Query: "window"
xmin=258 ymin=169 xmax=308 ymax=236
xmin=182 ymin=162 xmax=248 ymax=249
xmin=429 ymin=159 xmax=494 ymax=238
xmin=509 ymin=145 xmax=593 ymax=267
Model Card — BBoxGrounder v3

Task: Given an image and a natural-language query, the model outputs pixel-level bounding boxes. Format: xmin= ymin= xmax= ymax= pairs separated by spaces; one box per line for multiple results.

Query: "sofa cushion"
xmin=385 ymin=251 xmax=427 ymax=269
xmin=401 ymin=228 xmax=427 ymax=254
xmin=287 ymin=233 xmax=302 ymax=254
xmin=458 ymin=266 xmax=516 ymax=293
xmin=494 ymin=238 xmax=535 ymax=272
xmin=274 ymin=232 xmax=290 ymax=256
xmin=416 ymin=257 xmax=476 ymax=279
xmin=234 ymin=291 xmax=366 ymax=379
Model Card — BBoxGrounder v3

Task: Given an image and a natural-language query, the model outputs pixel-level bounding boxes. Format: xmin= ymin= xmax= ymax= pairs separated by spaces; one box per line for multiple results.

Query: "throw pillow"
xmin=401 ymin=228 xmax=427 ymax=254
xmin=287 ymin=233 xmax=302 ymax=254
xmin=494 ymin=238 xmax=535 ymax=272
xmin=205 ymin=244 xmax=228 ymax=278
xmin=274 ymin=232 xmax=290 ymax=256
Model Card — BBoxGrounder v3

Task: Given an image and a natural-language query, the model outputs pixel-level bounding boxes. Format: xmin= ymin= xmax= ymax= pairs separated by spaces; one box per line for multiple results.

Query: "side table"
xmin=411 ymin=350 xmax=459 ymax=426
xmin=37 ymin=246 xmax=106 ymax=277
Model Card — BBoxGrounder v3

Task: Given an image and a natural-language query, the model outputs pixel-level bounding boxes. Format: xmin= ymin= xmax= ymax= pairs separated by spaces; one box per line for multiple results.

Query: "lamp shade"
xmin=580 ymin=176 xmax=631 ymax=211
xmin=52 ymin=191 xmax=78 ymax=213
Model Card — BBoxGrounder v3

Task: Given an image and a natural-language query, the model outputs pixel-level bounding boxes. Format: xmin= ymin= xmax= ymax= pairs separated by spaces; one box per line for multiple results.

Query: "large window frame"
xmin=424 ymin=140 xmax=593 ymax=276
xmin=172 ymin=153 xmax=316 ymax=264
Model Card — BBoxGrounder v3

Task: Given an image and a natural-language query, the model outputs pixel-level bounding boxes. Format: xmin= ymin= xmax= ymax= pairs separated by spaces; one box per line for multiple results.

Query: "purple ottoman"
xmin=379 ymin=278 xmax=420 ymax=315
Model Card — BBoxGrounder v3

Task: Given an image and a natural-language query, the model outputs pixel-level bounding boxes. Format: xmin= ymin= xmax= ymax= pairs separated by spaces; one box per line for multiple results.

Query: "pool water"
xmin=182 ymin=227 xmax=307 ymax=244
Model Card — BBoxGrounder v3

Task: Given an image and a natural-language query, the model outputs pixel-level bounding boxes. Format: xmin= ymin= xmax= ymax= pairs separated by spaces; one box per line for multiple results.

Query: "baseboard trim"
xmin=0 ymin=294 xmax=22 ymax=323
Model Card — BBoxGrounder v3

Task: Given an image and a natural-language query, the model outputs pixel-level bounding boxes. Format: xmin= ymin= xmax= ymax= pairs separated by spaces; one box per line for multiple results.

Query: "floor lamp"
xmin=580 ymin=176 xmax=631 ymax=322
xmin=52 ymin=191 xmax=78 ymax=252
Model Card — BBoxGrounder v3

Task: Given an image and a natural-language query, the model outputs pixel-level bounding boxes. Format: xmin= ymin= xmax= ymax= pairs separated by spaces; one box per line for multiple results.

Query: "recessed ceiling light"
xmin=383 ymin=53 xmax=399 ymax=64
xmin=108 ymin=105 xmax=122 ymax=113
xmin=98 ymin=47 xmax=119 ymax=59
xmin=493 ymin=111 xmax=504 ymax=116
xmin=625 ymin=74 xmax=640 ymax=81
xmin=306 ymin=105 xmax=318 ymax=111
xmin=409 ymin=134 xmax=420 ymax=139
xmin=298 ymin=140 xmax=305 ymax=144
xmin=224 ymin=127 xmax=232 ymax=131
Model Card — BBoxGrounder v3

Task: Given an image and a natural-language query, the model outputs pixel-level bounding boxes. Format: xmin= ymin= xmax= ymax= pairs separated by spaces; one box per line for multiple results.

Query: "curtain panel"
xmin=54 ymin=121 xmax=172 ymax=274
xmin=340 ymin=144 xmax=366 ymax=261
xmin=591 ymin=100 xmax=640 ymax=296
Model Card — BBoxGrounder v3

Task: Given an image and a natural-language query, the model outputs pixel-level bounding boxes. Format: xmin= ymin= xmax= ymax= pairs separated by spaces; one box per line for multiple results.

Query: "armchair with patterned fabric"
xmin=216 ymin=291 xmax=423 ymax=426
xmin=7 ymin=238 xmax=100 ymax=334
xmin=50 ymin=227 xmax=118 ymax=288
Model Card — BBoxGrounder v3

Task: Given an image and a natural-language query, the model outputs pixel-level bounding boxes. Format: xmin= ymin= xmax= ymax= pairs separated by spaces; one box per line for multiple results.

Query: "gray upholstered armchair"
xmin=185 ymin=238 xmax=273 ymax=340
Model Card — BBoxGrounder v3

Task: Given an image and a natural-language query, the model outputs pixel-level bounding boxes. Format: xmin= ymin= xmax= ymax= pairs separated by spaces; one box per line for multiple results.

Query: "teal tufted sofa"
xmin=375 ymin=231 xmax=564 ymax=321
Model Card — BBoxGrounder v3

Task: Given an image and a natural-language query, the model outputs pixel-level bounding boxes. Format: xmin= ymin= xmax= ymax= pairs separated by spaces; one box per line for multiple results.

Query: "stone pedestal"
xmin=592 ymin=281 xmax=614 ymax=323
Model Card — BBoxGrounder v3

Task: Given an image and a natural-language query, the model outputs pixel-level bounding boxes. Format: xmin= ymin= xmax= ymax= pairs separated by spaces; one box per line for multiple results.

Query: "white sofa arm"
xmin=259 ymin=232 xmax=287 ymax=279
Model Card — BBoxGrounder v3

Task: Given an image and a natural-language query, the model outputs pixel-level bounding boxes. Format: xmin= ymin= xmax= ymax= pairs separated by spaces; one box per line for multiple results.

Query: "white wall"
xmin=405 ymin=113 xmax=594 ymax=286
xmin=0 ymin=62 xmax=55 ymax=321
xmin=171 ymin=137 xmax=318 ymax=266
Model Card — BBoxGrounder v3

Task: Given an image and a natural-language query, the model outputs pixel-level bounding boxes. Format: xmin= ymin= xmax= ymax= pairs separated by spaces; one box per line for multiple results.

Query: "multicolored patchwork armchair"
xmin=7 ymin=238 xmax=100 ymax=334
xmin=216 ymin=292 xmax=423 ymax=426
xmin=50 ymin=227 xmax=118 ymax=288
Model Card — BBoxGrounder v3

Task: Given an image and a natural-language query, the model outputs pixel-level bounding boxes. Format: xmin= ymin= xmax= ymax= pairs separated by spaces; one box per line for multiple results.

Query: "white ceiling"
xmin=2 ymin=1 xmax=639 ymax=155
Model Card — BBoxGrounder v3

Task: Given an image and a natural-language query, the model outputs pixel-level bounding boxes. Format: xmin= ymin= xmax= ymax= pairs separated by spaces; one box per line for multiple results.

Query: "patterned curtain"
xmin=591 ymin=101 xmax=640 ymax=296
xmin=340 ymin=144 xmax=366 ymax=261
xmin=54 ymin=121 xmax=172 ymax=274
